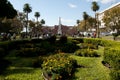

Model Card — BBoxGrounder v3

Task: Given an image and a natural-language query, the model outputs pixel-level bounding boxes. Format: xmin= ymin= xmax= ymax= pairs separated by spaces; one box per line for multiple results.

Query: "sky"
xmin=9 ymin=0 xmax=120 ymax=26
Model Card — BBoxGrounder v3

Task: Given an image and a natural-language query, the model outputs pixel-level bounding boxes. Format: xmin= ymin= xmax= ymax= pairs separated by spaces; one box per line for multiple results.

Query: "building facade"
xmin=98 ymin=2 xmax=120 ymax=29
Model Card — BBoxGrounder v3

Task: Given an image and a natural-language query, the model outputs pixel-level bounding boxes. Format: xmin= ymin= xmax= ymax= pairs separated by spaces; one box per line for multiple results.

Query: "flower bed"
xmin=42 ymin=53 xmax=77 ymax=80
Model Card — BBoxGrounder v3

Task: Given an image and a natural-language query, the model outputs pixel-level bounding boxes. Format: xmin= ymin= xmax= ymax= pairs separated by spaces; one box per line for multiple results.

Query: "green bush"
xmin=80 ymin=43 xmax=98 ymax=49
xmin=0 ymin=59 xmax=11 ymax=74
xmin=61 ymin=42 xmax=79 ymax=53
xmin=73 ymin=38 xmax=84 ymax=43
xmin=100 ymin=40 xmax=120 ymax=47
xmin=0 ymin=48 xmax=5 ymax=58
xmin=23 ymin=43 xmax=34 ymax=48
xmin=59 ymin=35 xmax=67 ymax=43
xmin=83 ymin=38 xmax=101 ymax=46
xmin=110 ymin=70 xmax=120 ymax=80
xmin=32 ymin=56 xmax=44 ymax=68
xmin=104 ymin=48 xmax=120 ymax=70
xmin=35 ymin=41 xmax=55 ymax=53
xmin=74 ymin=49 xmax=100 ymax=57
xmin=104 ymin=47 xmax=120 ymax=80
xmin=16 ymin=48 xmax=41 ymax=57
xmin=46 ymin=35 xmax=56 ymax=43
xmin=42 ymin=53 xmax=77 ymax=80
xmin=71 ymin=39 xmax=80 ymax=44
xmin=31 ymin=38 xmax=43 ymax=43
xmin=0 ymin=41 xmax=10 ymax=50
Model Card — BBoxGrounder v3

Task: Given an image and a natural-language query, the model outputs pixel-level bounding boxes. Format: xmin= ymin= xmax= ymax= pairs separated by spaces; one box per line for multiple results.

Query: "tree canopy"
xmin=0 ymin=0 xmax=17 ymax=19
xmin=83 ymin=12 xmax=89 ymax=31
xmin=91 ymin=1 xmax=99 ymax=13
xmin=40 ymin=19 xmax=45 ymax=26
xmin=34 ymin=12 xmax=40 ymax=21
xmin=91 ymin=1 xmax=100 ymax=37
xmin=23 ymin=3 xmax=32 ymax=36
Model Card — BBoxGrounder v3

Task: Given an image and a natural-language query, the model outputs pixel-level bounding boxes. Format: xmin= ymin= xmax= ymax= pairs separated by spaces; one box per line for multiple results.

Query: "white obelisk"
xmin=57 ymin=17 xmax=62 ymax=35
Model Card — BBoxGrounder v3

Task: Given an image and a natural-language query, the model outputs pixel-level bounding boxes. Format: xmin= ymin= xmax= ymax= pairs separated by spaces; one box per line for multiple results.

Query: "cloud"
xmin=86 ymin=0 xmax=116 ymax=4
xmin=101 ymin=0 xmax=116 ymax=4
xmin=86 ymin=0 xmax=99 ymax=2
xmin=68 ymin=3 xmax=77 ymax=8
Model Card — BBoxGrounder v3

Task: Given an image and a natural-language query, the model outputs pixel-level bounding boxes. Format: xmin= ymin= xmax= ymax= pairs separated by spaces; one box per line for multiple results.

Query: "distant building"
xmin=41 ymin=25 xmax=76 ymax=36
xmin=41 ymin=17 xmax=77 ymax=36
xmin=98 ymin=2 xmax=120 ymax=28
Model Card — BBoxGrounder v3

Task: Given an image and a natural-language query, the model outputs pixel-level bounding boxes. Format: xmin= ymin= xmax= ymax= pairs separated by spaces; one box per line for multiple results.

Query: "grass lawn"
xmin=0 ymin=47 xmax=110 ymax=80
xmin=70 ymin=46 xmax=110 ymax=80
xmin=0 ymin=57 xmax=43 ymax=80
xmin=0 ymin=67 xmax=43 ymax=80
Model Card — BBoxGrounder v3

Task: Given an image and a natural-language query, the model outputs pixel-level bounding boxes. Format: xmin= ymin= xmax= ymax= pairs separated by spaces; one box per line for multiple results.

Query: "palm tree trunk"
xmin=85 ymin=20 xmax=86 ymax=31
xmin=95 ymin=12 xmax=98 ymax=38
xmin=26 ymin=12 xmax=28 ymax=38
xmin=96 ymin=13 xmax=99 ymax=38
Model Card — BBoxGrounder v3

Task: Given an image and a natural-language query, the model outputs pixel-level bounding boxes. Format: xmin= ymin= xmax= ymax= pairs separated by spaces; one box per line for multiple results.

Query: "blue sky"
xmin=9 ymin=0 xmax=120 ymax=26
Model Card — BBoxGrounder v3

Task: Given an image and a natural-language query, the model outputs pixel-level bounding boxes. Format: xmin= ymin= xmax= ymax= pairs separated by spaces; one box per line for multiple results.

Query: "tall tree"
xmin=0 ymin=0 xmax=17 ymax=19
xmin=11 ymin=17 xmax=23 ymax=34
xmin=34 ymin=12 xmax=40 ymax=25
xmin=17 ymin=12 xmax=27 ymax=32
xmin=0 ymin=0 xmax=17 ymax=33
xmin=0 ymin=19 xmax=12 ymax=33
xmin=38 ymin=19 xmax=45 ymax=35
xmin=78 ymin=20 xmax=86 ymax=31
xmin=76 ymin=20 xmax=80 ymax=32
xmin=23 ymin=3 xmax=32 ymax=37
xmin=83 ymin=12 xmax=89 ymax=31
xmin=87 ymin=16 xmax=96 ymax=31
xmin=91 ymin=1 xmax=99 ymax=37
xmin=76 ymin=20 xmax=80 ymax=26
xmin=28 ymin=20 xmax=36 ymax=37
xmin=40 ymin=19 xmax=45 ymax=26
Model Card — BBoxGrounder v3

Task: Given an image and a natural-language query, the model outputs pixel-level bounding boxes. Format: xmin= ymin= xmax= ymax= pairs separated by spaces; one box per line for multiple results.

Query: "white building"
xmin=98 ymin=2 xmax=120 ymax=28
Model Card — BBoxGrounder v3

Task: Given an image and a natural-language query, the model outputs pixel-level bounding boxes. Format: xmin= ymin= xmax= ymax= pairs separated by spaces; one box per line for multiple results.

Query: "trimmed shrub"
xmin=0 ymin=48 xmax=5 ymax=58
xmin=83 ymin=38 xmax=101 ymax=46
xmin=0 ymin=59 xmax=11 ymax=74
xmin=61 ymin=42 xmax=79 ymax=53
xmin=110 ymin=70 xmax=120 ymax=80
xmin=74 ymin=49 xmax=100 ymax=57
xmin=32 ymin=56 xmax=44 ymax=68
xmin=16 ymin=48 xmax=41 ymax=57
xmin=71 ymin=39 xmax=81 ymax=44
xmin=73 ymin=38 xmax=84 ymax=43
xmin=59 ymin=35 xmax=67 ymax=43
xmin=46 ymin=35 xmax=56 ymax=43
xmin=31 ymin=38 xmax=43 ymax=43
xmin=104 ymin=47 xmax=120 ymax=80
xmin=0 ymin=41 xmax=10 ymax=50
xmin=35 ymin=41 xmax=55 ymax=54
xmin=42 ymin=53 xmax=77 ymax=80
xmin=80 ymin=43 xmax=98 ymax=49
xmin=104 ymin=48 xmax=120 ymax=70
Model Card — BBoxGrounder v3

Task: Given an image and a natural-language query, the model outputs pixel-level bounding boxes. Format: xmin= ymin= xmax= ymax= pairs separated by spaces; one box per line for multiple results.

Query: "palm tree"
xmin=76 ymin=20 xmax=80 ymax=33
xmin=83 ymin=12 xmax=89 ymax=31
xmin=39 ymin=19 xmax=45 ymax=35
xmin=34 ymin=12 xmax=40 ymax=27
xmin=23 ymin=3 xmax=32 ymax=37
xmin=40 ymin=19 xmax=45 ymax=26
xmin=76 ymin=20 xmax=80 ymax=26
xmin=91 ymin=1 xmax=99 ymax=37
